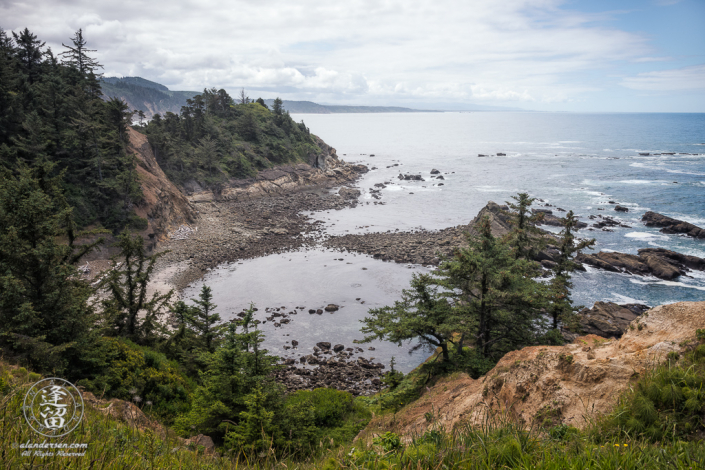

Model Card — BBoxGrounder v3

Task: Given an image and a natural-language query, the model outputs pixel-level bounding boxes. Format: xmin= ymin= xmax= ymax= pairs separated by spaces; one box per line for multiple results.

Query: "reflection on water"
xmin=183 ymin=248 xmax=432 ymax=373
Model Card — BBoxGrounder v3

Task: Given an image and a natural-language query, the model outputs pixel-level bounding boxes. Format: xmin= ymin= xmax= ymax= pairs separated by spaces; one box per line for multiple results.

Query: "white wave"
xmin=474 ymin=186 xmax=509 ymax=192
xmin=630 ymin=162 xmax=705 ymax=176
xmin=624 ymin=232 xmax=670 ymax=241
xmin=629 ymin=279 xmax=705 ymax=292
xmin=610 ymin=293 xmax=648 ymax=304
xmin=617 ymin=180 xmax=658 ymax=184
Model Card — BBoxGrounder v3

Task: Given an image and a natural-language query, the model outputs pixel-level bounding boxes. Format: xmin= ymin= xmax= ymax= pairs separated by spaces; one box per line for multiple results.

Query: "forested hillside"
xmin=101 ymin=76 xmax=198 ymax=118
xmin=0 ymin=28 xmax=144 ymax=230
xmin=142 ymin=95 xmax=323 ymax=188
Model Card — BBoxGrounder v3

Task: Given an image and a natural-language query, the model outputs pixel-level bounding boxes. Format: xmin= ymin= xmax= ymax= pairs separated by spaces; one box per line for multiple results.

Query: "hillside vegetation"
xmin=142 ymin=94 xmax=323 ymax=189
xmin=101 ymin=76 xmax=198 ymax=118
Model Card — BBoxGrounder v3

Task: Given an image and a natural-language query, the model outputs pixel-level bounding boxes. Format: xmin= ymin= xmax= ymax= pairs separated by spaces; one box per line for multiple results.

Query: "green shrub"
xmin=78 ymin=337 xmax=194 ymax=423
xmin=595 ymin=346 xmax=705 ymax=442
xmin=373 ymin=432 xmax=402 ymax=452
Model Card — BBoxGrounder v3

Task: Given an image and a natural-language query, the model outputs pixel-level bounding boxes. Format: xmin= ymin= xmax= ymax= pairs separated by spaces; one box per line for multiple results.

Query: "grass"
xmin=3 ymin=337 xmax=705 ymax=469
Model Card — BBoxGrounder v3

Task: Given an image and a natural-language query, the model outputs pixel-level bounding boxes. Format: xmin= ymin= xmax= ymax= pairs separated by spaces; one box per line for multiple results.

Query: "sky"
xmin=1 ymin=0 xmax=704 ymax=112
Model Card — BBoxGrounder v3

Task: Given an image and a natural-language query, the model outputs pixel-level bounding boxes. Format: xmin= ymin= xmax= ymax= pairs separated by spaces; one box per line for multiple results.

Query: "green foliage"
xmin=175 ymin=306 xmax=282 ymax=442
xmin=143 ymin=91 xmax=322 ymax=188
xmin=0 ymin=161 xmax=104 ymax=376
xmin=0 ymin=27 xmax=144 ymax=231
xmin=546 ymin=210 xmax=595 ymax=331
xmin=100 ymin=229 xmax=173 ymax=345
xmin=78 ymin=337 xmax=193 ymax=423
xmin=382 ymin=356 xmax=404 ymax=390
xmin=594 ymin=340 xmax=705 ymax=442
xmin=373 ymin=432 xmax=402 ymax=452
xmin=363 ymin=215 xmax=548 ymax=375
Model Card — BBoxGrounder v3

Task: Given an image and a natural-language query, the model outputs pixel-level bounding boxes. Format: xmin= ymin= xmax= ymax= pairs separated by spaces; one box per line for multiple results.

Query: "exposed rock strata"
xmin=642 ymin=211 xmax=705 ymax=239
xmin=576 ymin=248 xmax=705 ymax=280
xmin=357 ymin=301 xmax=705 ymax=442
xmin=128 ymin=128 xmax=197 ymax=240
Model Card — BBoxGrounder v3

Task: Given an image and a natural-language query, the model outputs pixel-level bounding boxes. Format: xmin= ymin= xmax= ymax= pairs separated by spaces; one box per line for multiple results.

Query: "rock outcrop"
xmin=358 ymin=301 xmax=705 ymax=441
xmin=570 ymin=301 xmax=650 ymax=340
xmin=576 ymin=248 xmax=705 ymax=280
xmin=642 ymin=211 xmax=705 ymax=239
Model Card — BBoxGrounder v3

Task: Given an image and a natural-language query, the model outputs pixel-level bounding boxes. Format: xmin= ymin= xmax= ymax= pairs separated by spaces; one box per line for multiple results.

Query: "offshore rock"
xmin=642 ymin=211 xmax=705 ymax=239
xmin=576 ymin=248 xmax=705 ymax=280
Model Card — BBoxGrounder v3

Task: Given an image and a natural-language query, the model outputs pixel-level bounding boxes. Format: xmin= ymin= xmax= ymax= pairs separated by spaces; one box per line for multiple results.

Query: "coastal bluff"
xmin=357 ymin=301 xmax=705 ymax=442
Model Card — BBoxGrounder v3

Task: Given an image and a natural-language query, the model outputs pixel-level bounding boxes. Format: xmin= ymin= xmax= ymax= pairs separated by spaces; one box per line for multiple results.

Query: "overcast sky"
xmin=2 ymin=0 xmax=704 ymax=112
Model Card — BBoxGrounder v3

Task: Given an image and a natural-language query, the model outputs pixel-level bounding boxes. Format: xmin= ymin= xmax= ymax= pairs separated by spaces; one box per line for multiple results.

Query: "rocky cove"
xmin=86 ymin=127 xmax=705 ymax=398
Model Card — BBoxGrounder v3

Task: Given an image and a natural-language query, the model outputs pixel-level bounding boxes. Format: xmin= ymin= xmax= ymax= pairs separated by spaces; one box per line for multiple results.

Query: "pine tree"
xmin=0 ymin=161 xmax=103 ymax=375
xmin=504 ymin=192 xmax=546 ymax=261
xmin=60 ymin=29 xmax=102 ymax=75
xmin=100 ymin=230 xmax=172 ymax=345
xmin=175 ymin=304 xmax=282 ymax=441
xmin=363 ymin=216 xmax=547 ymax=372
xmin=12 ymin=28 xmax=45 ymax=84
xmin=188 ymin=285 xmax=223 ymax=353
xmin=547 ymin=210 xmax=595 ymax=332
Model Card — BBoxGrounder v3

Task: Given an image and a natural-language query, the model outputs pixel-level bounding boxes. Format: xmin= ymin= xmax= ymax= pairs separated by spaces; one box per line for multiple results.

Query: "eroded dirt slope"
xmin=360 ymin=301 xmax=705 ymax=441
xmin=128 ymin=127 xmax=196 ymax=239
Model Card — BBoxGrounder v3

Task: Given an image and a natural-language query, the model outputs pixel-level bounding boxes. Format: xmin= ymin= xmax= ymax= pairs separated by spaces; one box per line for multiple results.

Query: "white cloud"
xmin=622 ymin=64 xmax=705 ymax=91
xmin=0 ymin=0 xmax=686 ymax=108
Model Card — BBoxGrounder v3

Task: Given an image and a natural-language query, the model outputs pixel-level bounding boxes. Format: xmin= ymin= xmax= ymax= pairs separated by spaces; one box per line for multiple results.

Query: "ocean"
xmin=184 ymin=112 xmax=705 ymax=372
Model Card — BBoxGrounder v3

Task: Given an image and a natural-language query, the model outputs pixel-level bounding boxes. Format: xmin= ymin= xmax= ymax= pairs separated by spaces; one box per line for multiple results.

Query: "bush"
xmin=594 ymin=344 xmax=705 ymax=442
xmin=78 ymin=337 xmax=194 ymax=423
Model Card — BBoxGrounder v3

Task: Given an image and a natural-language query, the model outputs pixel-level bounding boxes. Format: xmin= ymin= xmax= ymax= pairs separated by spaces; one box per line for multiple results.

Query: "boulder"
xmin=333 ymin=344 xmax=345 ymax=352
xmin=316 ymin=342 xmax=331 ymax=350
xmin=185 ymin=434 xmax=216 ymax=453
xmin=430 ymin=169 xmax=440 ymax=174
xmin=339 ymin=187 xmax=362 ymax=200
xmin=614 ymin=206 xmax=629 ymax=212
xmin=642 ymin=211 xmax=705 ymax=239
xmin=576 ymin=301 xmax=640 ymax=339
xmin=324 ymin=304 xmax=339 ymax=312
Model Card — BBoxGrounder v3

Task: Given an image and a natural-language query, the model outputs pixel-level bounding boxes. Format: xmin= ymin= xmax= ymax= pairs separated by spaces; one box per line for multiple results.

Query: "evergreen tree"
xmin=0 ymin=161 xmax=103 ymax=375
xmin=175 ymin=304 xmax=282 ymax=442
xmin=363 ymin=216 xmax=547 ymax=373
xmin=504 ymin=192 xmax=546 ymax=261
xmin=438 ymin=216 xmax=547 ymax=360
xmin=224 ymin=385 xmax=283 ymax=454
xmin=361 ymin=274 xmax=455 ymax=362
xmin=60 ymin=29 xmax=102 ymax=75
xmin=100 ymin=230 xmax=172 ymax=345
xmin=188 ymin=285 xmax=223 ymax=353
xmin=12 ymin=28 xmax=45 ymax=84
xmin=547 ymin=210 xmax=595 ymax=332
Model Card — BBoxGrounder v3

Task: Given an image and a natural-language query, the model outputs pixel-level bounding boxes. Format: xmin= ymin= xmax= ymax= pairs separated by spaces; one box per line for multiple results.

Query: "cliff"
xmin=128 ymin=128 xmax=197 ymax=240
xmin=359 ymin=301 xmax=705 ymax=441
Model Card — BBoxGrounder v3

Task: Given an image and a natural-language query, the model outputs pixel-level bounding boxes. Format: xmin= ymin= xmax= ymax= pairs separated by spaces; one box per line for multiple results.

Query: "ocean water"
xmin=185 ymin=112 xmax=705 ymax=372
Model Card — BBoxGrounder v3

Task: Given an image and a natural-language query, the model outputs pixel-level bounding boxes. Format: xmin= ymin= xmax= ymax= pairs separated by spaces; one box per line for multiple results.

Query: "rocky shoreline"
xmin=127 ymin=157 xmax=705 ymax=397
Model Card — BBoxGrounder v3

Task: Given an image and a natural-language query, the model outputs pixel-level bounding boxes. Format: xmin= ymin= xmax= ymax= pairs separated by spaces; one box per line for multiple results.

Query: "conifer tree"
xmin=363 ymin=216 xmax=547 ymax=372
xmin=0 ymin=161 xmax=103 ymax=374
xmin=188 ymin=285 xmax=223 ymax=353
xmin=100 ymin=230 xmax=172 ymax=345
xmin=547 ymin=210 xmax=595 ymax=332
xmin=175 ymin=304 xmax=282 ymax=441
xmin=504 ymin=192 xmax=546 ymax=261
xmin=60 ymin=29 xmax=102 ymax=75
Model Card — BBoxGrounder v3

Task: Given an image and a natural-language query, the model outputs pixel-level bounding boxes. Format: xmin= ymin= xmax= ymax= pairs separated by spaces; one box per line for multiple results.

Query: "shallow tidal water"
xmin=186 ymin=112 xmax=705 ymax=372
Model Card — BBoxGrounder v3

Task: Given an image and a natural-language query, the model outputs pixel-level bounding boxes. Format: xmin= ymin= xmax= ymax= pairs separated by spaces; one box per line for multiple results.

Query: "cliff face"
xmin=128 ymin=128 xmax=196 ymax=240
xmin=360 ymin=301 xmax=705 ymax=441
